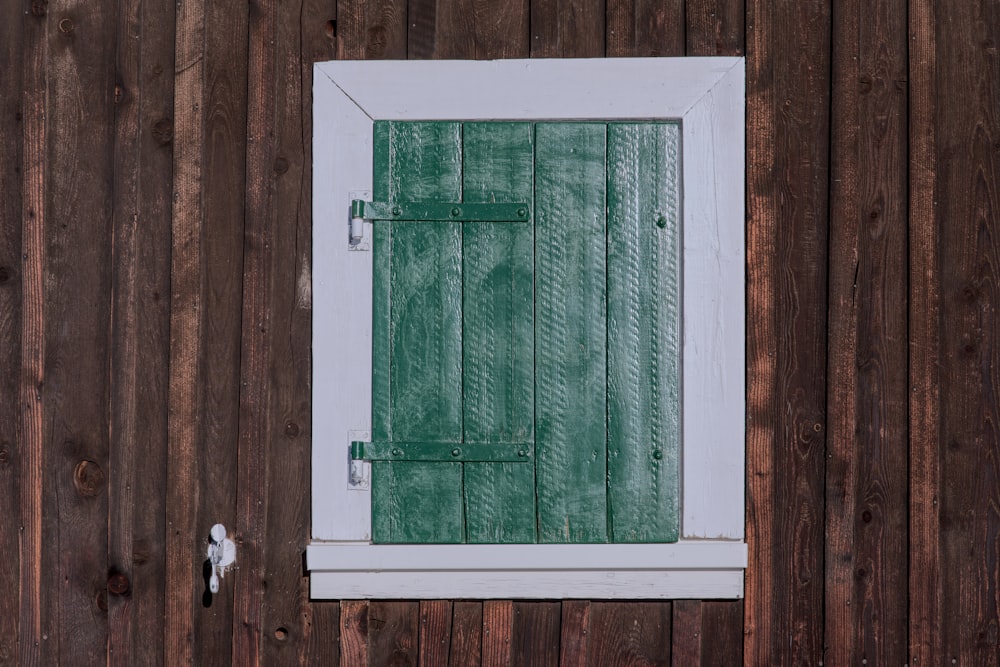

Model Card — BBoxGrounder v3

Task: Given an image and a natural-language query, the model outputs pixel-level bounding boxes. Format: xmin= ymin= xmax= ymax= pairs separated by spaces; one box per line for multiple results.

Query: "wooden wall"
xmin=1 ymin=0 xmax=997 ymax=664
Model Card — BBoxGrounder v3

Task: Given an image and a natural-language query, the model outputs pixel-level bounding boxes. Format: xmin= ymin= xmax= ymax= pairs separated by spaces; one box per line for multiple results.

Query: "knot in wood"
xmin=73 ymin=460 xmax=105 ymax=497
xmin=108 ymin=572 xmax=131 ymax=596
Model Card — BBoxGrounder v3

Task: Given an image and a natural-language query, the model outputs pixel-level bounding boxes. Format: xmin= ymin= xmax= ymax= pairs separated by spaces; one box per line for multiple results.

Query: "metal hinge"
xmin=349 ymin=199 xmax=530 ymax=249
xmin=351 ymin=441 xmax=534 ymax=463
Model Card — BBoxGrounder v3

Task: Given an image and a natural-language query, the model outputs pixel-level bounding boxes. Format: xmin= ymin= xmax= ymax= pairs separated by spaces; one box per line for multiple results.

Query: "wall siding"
xmin=0 ymin=0 xmax=996 ymax=664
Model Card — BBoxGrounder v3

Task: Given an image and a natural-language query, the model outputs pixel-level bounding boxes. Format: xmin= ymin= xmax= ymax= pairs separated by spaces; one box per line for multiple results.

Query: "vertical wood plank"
xmin=369 ymin=601 xmax=420 ymax=666
xmin=372 ymin=121 xmax=465 ymax=544
xmin=606 ymin=0 xmax=684 ymax=57
xmin=165 ymin=0 xmax=206 ymax=660
xmin=46 ymin=0 xmax=116 ymax=661
xmin=558 ymin=600 xmax=590 ymax=667
xmin=937 ymin=2 xmax=1000 ymax=662
xmin=670 ymin=600 xmax=703 ymax=665
xmin=108 ymin=0 xmax=174 ymax=662
xmin=826 ymin=0 xmax=909 ymax=662
xmin=336 ymin=0 xmax=407 ymax=58
xmin=340 ymin=600 xmax=369 ymax=665
xmin=908 ymin=0 xmax=942 ymax=663
xmin=462 ymin=122 xmax=536 ymax=544
xmin=258 ymin=1 xmax=335 ymax=665
xmin=419 ymin=600 xmax=453 ymax=665
xmin=534 ymin=122 xmax=608 ymax=544
xmin=232 ymin=0 xmax=280 ymax=660
xmin=0 ymin=0 xmax=25 ymax=661
xmin=700 ymin=601 xmax=744 ymax=666
xmin=511 ymin=602 xmax=561 ymax=667
xmin=685 ymin=0 xmax=745 ymax=56
xmin=304 ymin=602 xmax=341 ymax=665
xmin=606 ymin=123 xmax=681 ymax=543
xmin=585 ymin=602 xmax=671 ymax=666
xmin=408 ymin=0 xmax=529 ymax=58
xmin=449 ymin=602 xmax=483 ymax=667
xmin=18 ymin=0 xmax=47 ymax=663
xmin=744 ymin=0 xmax=831 ymax=663
xmin=529 ymin=0 xmax=604 ymax=57
xmin=482 ymin=601 xmax=513 ymax=667
xmin=126 ymin=0 xmax=175 ymax=662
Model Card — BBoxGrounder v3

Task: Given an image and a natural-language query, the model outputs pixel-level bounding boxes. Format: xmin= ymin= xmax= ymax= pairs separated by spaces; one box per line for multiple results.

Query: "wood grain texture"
xmin=511 ymin=602 xmax=561 ymax=666
xmin=606 ymin=123 xmax=680 ymax=543
xmin=340 ymin=600 xmax=369 ymax=665
xmin=686 ymin=0 xmax=745 ymax=56
xmin=0 ymin=0 xmax=24 ymax=661
xmin=408 ymin=0 xmax=529 ymax=58
xmin=558 ymin=601 xmax=590 ymax=666
xmin=937 ymin=1 xmax=1000 ymax=662
xmin=586 ymin=602 xmax=671 ymax=666
xmin=482 ymin=601 xmax=513 ymax=667
xmin=336 ymin=0 xmax=407 ymax=58
xmin=18 ymin=1 xmax=47 ymax=663
xmin=670 ymin=600 xmax=702 ymax=664
xmin=534 ymin=123 xmax=608 ymax=544
xmin=744 ymin=0 xmax=830 ymax=663
xmin=700 ymin=601 xmax=743 ymax=666
xmin=419 ymin=600 xmax=453 ymax=664
xmin=165 ymin=0 xmax=208 ymax=661
xmin=369 ymin=601 xmax=419 ymax=666
xmin=258 ymin=0 xmax=334 ymax=664
xmin=908 ymin=0 xmax=942 ymax=663
xmin=462 ymin=122 xmax=536 ymax=544
xmin=46 ymin=0 xmax=116 ymax=661
xmin=233 ymin=0 xmax=278 ymax=661
xmin=449 ymin=602 xmax=483 ymax=666
xmin=304 ymin=601 xmax=341 ymax=665
xmin=606 ymin=0 xmax=684 ymax=57
xmin=108 ymin=0 xmax=174 ymax=662
xmin=373 ymin=122 xmax=465 ymax=543
xmin=826 ymin=0 xmax=909 ymax=662
xmin=530 ymin=0 xmax=604 ymax=57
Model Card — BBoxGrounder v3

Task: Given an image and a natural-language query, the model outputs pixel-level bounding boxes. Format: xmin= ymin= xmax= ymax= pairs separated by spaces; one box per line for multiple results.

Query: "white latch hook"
xmin=207 ymin=523 xmax=236 ymax=594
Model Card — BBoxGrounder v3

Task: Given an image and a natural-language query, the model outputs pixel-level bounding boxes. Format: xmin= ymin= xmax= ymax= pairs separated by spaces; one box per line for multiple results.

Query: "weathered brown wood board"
xmin=0 ymin=0 xmax=998 ymax=663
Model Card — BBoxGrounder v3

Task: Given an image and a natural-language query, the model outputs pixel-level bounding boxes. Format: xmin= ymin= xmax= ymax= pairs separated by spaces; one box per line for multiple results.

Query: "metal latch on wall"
xmin=206 ymin=523 xmax=236 ymax=594
xmin=349 ymin=198 xmax=530 ymax=249
xmin=351 ymin=441 xmax=534 ymax=463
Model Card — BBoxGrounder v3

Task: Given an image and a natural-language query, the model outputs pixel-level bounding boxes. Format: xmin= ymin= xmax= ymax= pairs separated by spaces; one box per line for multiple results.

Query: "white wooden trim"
xmin=308 ymin=542 xmax=746 ymax=599
xmin=311 ymin=57 xmax=746 ymax=597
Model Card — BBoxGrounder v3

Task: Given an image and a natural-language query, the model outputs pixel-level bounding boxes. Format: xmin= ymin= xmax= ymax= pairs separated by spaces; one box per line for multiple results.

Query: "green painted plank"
xmin=372 ymin=121 xmax=465 ymax=544
xmin=461 ymin=122 xmax=537 ymax=544
xmin=606 ymin=123 xmax=681 ymax=543
xmin=534 ymin=123 xmax=608 ymax=543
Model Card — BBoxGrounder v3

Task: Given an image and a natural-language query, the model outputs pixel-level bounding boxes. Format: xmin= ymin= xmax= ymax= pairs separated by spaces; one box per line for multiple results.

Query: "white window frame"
xmin=308 ymin=57 xmax=746 ymax=599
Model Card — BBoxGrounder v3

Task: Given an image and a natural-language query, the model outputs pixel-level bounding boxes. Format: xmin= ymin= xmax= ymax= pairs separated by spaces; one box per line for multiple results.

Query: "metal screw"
xmin=391 ymin=448 xmax=402 ymax=456
xmin=451 ymin=447 xmax=462 ymax=457
xmin=517 ymin=208 xmax=527 ymax=217
xmin=518 ymin=449 xmax=528 ymax=457
xmin=451 ymin=207 xmax=461 ymax=217
xmin=391 ymin=206 xmax=401 ymax=216
xmin=656 ymin=215 xmax=667 ymax=229
xmin=652 ymin=449 xmax=663 ymax=460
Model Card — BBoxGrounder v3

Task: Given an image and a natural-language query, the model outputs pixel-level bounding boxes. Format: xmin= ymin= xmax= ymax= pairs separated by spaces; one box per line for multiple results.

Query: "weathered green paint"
xmin=462 ymin=122 xmax=537 ymax=544
xmin=607 ymin=123 xmax=681 ymax=542
xmin=534 ymin=123 xmax=609 ymax=544
xmin=352 ymin=200 xmax=530 ymax=222
xmin=369 ymin=121 xmax=681 ymax=545
xmin=355 ymin=441 xmax=533 ymax=462
xmin=372 ymin=121 xmax=465 ymax=544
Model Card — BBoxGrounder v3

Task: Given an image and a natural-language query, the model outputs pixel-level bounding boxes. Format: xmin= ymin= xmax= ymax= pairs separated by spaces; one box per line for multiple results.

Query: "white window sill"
xmin=307 ymin=541 xmax=747 ymax=599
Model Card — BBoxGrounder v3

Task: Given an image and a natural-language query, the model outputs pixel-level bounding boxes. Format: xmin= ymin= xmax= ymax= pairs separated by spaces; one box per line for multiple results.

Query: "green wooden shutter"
xmin=366 ymin=120 xmax=680 ymax=545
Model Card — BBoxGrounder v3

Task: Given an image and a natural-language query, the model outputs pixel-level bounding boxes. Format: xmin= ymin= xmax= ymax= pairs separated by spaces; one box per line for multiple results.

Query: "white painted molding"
xmin=311 ymin=57 xmax=746 ymax=598
xmin=308 ymin=542 xmax=747 ymax=599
